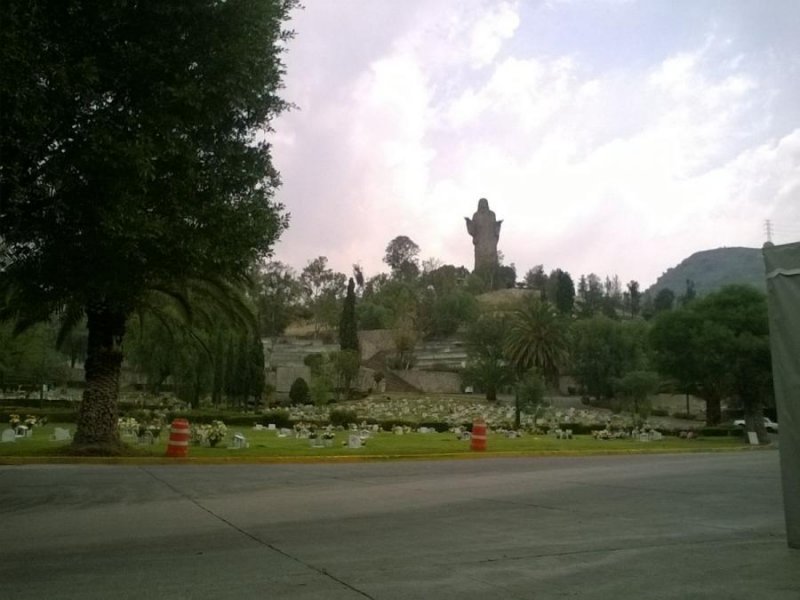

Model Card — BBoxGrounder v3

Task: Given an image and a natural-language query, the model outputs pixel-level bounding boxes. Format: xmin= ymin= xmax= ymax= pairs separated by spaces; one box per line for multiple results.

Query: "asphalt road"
xmin=1 ymin=451 xmax=798 ymax=599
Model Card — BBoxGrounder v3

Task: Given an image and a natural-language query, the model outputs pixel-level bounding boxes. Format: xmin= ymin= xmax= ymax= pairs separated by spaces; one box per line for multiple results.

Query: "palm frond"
xmin=55 ymin=303 xmax=86 ymax=349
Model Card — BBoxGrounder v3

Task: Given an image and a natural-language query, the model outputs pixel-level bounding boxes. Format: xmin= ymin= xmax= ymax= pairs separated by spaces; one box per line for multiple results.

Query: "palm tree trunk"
xmin=72 ymin=303 xmax=126 ymax=451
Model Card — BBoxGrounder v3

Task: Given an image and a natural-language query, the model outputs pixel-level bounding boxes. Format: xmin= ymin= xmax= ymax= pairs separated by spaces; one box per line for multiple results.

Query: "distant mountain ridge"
xmin=647 ymin=247 xmax=766 ymax=297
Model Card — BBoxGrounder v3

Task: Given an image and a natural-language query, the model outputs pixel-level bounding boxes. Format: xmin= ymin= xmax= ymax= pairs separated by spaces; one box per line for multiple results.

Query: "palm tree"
xmin=1 ymin=275 xmax=260 ymax=450
xmin=505 ymin=300 xmax=569 ymax=387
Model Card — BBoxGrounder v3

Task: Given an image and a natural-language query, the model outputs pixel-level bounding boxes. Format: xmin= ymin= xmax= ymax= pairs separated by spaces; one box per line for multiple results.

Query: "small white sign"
xmin=747 ymin=431 xmax=759 ymax=445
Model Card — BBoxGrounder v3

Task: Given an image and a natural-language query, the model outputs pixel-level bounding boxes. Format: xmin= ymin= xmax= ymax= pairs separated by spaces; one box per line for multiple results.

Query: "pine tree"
xmin=339 ymin=278 xmax=360 ymax=353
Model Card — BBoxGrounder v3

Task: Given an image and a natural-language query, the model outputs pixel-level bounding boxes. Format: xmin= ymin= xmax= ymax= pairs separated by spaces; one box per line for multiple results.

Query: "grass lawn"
xmin=0 ymin=422 xmax=752 ymax=463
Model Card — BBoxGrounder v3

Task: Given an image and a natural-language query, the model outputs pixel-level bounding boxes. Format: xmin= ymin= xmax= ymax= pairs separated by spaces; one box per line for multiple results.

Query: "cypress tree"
xmin=339 ymin=278 xmax=360 ymax=353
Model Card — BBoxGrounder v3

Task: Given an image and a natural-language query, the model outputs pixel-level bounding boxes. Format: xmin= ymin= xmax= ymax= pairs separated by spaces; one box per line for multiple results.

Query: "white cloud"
xmin=468 ymin=2 xmax=520 ymax=67
xmin=271 ymin=1 xmax=800 ymax=286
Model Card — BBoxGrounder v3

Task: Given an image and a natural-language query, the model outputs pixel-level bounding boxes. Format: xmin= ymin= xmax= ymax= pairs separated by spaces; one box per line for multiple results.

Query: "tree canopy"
xmin=650 ymin=284 xmax=772 ymax=432
xmin=384 ymin=236 xmax=420 ymax=279
xmin=0 ymin=0 xmax=296 ymax=450
xmin=505 ymin=299 xmax=569 ymax=386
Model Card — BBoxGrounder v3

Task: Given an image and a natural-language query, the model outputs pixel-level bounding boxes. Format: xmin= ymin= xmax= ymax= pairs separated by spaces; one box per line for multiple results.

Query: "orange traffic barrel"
xmin=166 ymin=418 xmax=190 ymax=457
xmin=471 ymin=418 xmax=487 ymax=451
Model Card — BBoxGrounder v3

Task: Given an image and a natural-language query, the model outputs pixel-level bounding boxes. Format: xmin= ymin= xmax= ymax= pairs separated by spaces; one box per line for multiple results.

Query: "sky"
xmin=268 ymin=0 xmax=800 ymax=288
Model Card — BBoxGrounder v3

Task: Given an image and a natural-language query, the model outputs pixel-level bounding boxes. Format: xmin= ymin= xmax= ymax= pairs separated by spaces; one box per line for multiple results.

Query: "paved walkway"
xmin=1 ymin=451 xmax=797 ymax=598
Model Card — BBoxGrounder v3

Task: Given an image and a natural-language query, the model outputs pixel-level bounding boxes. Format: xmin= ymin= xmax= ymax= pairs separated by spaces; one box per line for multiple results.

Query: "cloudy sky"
xmin=269 ymin=0 xmax=800 ymax=288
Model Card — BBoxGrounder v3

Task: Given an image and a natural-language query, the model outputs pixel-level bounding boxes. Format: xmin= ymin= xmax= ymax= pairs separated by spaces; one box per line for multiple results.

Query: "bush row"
xmin=0 ymin=398 xmax=78 ymax=408
xmin=1 ymin=408 xmax=78 ymax=423
xmin=699 ymin=426 xmax=741 ymax=437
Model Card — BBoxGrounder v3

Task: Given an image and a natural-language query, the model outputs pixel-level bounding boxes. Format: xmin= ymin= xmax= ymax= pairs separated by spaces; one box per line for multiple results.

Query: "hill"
xmin=647 ymin=247 xmax=765 ymax=297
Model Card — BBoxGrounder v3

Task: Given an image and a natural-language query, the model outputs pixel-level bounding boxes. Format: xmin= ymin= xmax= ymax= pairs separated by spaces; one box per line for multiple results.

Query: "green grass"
xmin=0 ymin=422 xmax=752 ymax=463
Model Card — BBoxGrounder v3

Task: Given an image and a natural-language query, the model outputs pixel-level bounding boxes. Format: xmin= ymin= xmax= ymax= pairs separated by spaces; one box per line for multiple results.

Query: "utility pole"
xmin=765 ymin=219 xmax=774 ymax=243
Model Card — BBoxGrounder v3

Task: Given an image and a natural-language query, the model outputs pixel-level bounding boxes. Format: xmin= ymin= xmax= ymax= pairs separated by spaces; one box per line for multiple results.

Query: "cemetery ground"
xmin=0 ymin=421 xmax=747 ymax=462
xmin=1 ymin=393 xmax=756 ymax=463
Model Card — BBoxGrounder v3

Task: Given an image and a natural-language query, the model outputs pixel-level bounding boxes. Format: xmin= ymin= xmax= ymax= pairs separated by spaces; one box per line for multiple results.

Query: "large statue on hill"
xmin=465 ymin=198 xmax=502 ymax=273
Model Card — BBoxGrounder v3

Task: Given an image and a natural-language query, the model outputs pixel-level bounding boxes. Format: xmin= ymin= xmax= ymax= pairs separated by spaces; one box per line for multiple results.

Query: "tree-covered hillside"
xmin=647 ymin=247 xmax=765 ymax=297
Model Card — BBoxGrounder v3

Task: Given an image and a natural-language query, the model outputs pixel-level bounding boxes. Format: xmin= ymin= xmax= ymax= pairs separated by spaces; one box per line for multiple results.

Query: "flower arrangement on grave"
xmin=138 ymin=423 xmax=162 ymax=441
xmin=321 ymin=432 xmax=335 ymax=440
xmin=9 ymin=414 xmax=21 ymax=428
xmin=205 ymin=420 xmax=228 ymax=447
xmin=190 ymin=424 xmax=205 ymax=445
xmin=24 ymin=415 xmax=38 ymax=428
xmin=118 ymin=417 xmax=140 ymax=437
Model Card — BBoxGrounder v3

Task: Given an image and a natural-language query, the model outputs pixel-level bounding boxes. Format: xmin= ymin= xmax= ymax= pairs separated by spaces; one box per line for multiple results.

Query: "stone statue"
xmin=465 ymin=198 xmax=502 ymax=272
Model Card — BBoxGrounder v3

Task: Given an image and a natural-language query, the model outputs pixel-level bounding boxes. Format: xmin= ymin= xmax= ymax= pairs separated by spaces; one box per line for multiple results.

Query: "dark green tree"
xmin=463 ymin=313 xmax=514 ymax=402
xmin=577 ymin=274 xmax=604 ymax=317
xmin=0 ymin=1 xmax=295 ymax=450
xmin=300 ymin=257 xmax=346 ymax=337
xmin=650 ymin=285 xmax=771 ymax=433
xmin=254 ymin=261 xmax=300 ymax=337
xmin=649 ymin=309 xmax=702 ymax=417
xmin=336 ymin=278 xmax=360 ymax=399
xmin=0 ymin=320 xmax=69 ymax=395
xmin=357 ymin=302 xmax=393 ymax=330
xmin=602 ymin=275 xmax=623 ymax=317
xmin=679 ymin=279 xmax=697 ymax=306
xmin=626 ymin=280 xmax=641 ymax=316
xmin=494 ymin=263 xmax=517 ymax=290
xmin=552 ymin=269 xmax=576 ymax=315
xmin=654 ymin=288 xmax=676 ymax=313
xmin=289 ymin=377 xmax=310 ymax=405
xmin=513 ymin=369 xmax=547 ymax=429
xmin=523 ymin=265 xmax=548 ymax=295
xmin=572 ymin=316 xmax=650 ymax=401
xmin=332 ymin=349 xmax=361 ymax=400
xmin=339 ymin=278 xmax=360 ymax=352
xmin=614 ymin=370 xmax=660 ymax=423
xmin=384 ymin=235 xmax=420 ymax=280
xmin=418 ymin=288 xmax=477 ymax=339
xmin=421 ymin=264 xmax=470 ymax=295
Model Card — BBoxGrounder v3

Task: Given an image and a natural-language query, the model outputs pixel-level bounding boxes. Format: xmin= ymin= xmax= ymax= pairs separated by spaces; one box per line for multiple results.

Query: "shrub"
xmin=418 ymin=421 xmax=449 ymax=432
xmin=263 ymin=383 xmax=275 ymax=402
xmin=310 ymin=375 xmax=332 ymax=406
xmin=261 ymin=410 xmax=293 ymax=429
xmin=181 ymin=413 xmax=257 ymax=426
xmin=1 ymin=408 xmax=77 ymax=423
xmin=700 ymin=426 xmax=738 ymax=437
xmin=329 ymin=409 xmax=359 ymax=428
xmin=379 ymin=419 xmax=417 ymax=431
xmin=0 ymin=398 xmax=76 ymax=408
xmin=556 ymin=422 xmax=606 ymax=435
xmin=303 ymin=354 xmax=324 ymax=374
xmin=426 ymin=362 xmax=461 ymax=373
xmin=289 ymin=377 xmax=310 ymax=404
xmin=672 ymin=412 xmax=696 ymax=420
